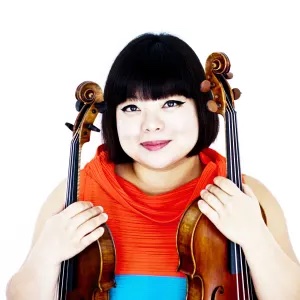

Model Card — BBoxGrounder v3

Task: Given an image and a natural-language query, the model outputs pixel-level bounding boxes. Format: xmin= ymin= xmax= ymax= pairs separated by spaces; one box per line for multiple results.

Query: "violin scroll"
xmin=75 ymin=81 xmax=104 ymax=105
xmin=66 ymin=81 xmax=106 ymax=147
xmin=205 ymin=52 xmax=241 ymax=116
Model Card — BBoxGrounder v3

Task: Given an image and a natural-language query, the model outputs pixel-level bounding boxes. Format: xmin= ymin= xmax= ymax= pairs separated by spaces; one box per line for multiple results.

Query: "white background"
xmin=1 ymin=0 xmax=299 ymax=298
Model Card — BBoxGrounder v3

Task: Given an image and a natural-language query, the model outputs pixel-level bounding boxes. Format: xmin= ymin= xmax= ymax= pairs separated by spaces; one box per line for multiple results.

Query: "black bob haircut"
xmin=101 ymin=32 xmax=219 ymax=164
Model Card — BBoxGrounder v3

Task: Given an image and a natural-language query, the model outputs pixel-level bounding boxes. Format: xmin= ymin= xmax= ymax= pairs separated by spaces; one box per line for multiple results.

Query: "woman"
xmin=6 ymin=32 xmax=300 ymax=300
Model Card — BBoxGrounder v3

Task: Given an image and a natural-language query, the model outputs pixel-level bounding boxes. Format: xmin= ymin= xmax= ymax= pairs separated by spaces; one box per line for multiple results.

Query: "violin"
xmin=57 ymin=81 xmax=116 ymax=300
xmin=176 ymin=53 xmax=266 ymax=300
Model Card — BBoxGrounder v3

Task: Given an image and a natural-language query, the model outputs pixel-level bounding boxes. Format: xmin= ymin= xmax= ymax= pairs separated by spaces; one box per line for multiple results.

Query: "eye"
xmin=121 ymin=104 xmax=140 ymax=112
xmin=163 ymin=100 xmax=185 ymax=108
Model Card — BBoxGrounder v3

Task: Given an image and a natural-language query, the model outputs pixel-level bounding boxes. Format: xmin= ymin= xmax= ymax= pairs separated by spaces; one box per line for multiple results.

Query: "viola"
xmin=176 ymin=53 xmax=266 ymax=300
xmin=58 ymin=81 xmax=116 ymax=300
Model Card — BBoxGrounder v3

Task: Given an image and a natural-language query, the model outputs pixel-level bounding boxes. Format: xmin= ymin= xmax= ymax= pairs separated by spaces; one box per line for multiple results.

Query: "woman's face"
xmin=116 ymin=95 xmax=199 ymax=169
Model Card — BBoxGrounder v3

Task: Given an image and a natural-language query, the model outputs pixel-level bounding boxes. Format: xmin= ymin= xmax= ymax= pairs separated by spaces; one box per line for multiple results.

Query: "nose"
xmin=141 ymin=111 xmax=164 ymax=132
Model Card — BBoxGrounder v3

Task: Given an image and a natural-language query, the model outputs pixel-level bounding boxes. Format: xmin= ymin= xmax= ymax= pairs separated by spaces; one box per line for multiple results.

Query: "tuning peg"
xmin=95 ymin=102 xmax=107 ymax=113
xmin=225 ymin=72 xmax=233 ymax=79
xmin=232 ymin=88 xmax=241 ymax=100
xmin=200 ymin=80 xmax=211 ymax=92
xmin=206 ymin=100 xmax=219 ymax=113
xmin=75 ymin=100 xmax=84 ymax=112
xmin=65 ymin=122 xmax=74 ymax=131
xmin=87 ymin=124 xmax=100 ymax=132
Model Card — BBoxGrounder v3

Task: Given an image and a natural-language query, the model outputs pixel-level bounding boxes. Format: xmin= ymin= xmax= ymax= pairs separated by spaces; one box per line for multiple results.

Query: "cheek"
xmin=169 ymin=111 xmax=199 ymax=135
xmin=117 ymin=119 xmax=140 ymax=141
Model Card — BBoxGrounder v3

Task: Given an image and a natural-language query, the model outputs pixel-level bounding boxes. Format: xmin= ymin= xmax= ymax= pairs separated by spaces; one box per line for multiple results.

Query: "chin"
xmin=138 ymin=155 xmax=184 ymax=170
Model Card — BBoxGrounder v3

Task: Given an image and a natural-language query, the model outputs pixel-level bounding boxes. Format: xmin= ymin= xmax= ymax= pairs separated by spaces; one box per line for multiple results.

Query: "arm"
xmin=6 ymin=180 xmax=67 ymax=300
xmin=242 ymin=175 xmax=300 ymax=300
xmin=6 ymin=179 xmax=107 ymax=300
xmin=198 ymin=175 xmax=300 ymax=300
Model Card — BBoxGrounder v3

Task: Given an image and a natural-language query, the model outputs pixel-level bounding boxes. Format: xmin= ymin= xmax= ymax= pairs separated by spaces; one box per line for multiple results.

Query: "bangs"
xmin=126 ymin=76 xmax=193 ymax=101
xmin=107 ymin=37 xmax=199 ymax=105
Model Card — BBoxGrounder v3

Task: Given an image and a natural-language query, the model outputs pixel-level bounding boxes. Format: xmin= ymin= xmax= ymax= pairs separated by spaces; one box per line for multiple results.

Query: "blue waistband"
xmin=109 ymin=274 xmax=186 ymax=300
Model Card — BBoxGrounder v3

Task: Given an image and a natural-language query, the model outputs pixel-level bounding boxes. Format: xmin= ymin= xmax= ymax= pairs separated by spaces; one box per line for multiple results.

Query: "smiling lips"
xmin=140 ymin=140 xmax=171 ymax=151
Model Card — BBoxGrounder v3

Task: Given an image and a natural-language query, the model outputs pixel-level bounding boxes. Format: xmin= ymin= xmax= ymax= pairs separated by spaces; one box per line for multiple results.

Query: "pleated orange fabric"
xmin=79 ymin=144 xmax=227 ymax=276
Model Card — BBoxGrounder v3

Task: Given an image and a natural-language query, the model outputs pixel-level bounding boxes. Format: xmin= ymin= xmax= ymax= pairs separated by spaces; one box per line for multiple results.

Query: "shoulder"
xmin=242 ymin=174 xmax=279 ymax=220
xmin=30 ymin=179 xmax=67 ymax=246
xmin=242 ymin=174 xmax=282 ymax=226
xmin=243 ymin=174 xmax=299 ymax=263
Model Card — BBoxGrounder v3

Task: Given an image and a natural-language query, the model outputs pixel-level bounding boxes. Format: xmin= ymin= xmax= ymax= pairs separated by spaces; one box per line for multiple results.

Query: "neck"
xmin=116 ymin=155 xmax=202 ymax=195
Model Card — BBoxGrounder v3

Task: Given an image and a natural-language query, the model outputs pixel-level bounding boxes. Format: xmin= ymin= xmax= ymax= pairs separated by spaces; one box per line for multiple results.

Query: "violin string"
xmin=233 ymin=109 xmax=253 ymax=300
xmin=227 ymin=98 xmax=253 ymax=299
xmin=226 ymin=107 xmax=241 ymax=300
xmin=233 ymin=107 xmax=248 ymax=299
xmin=234 ymin=103 xmax=255 ymax=300
xmin=230 ymin=104 xmax=244 ymax=299
xmin=58 ymin=133 xmax=79 ymax=300
xmin=227 ymin=98 xmax=249 ymax=299
xmin=66 ymin=133 xmax=79 ymax=298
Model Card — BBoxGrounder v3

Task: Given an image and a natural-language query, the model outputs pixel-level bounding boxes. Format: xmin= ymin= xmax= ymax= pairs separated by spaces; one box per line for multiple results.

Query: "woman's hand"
xmin=33 ymin=201 xmax=108 ymax=266
xmin=198 ymin=176 xmax=265 ymax=247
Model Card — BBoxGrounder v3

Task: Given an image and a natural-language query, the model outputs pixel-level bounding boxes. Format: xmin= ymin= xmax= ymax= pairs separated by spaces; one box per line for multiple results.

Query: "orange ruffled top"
xmin=79 ymin=144 xmax=227 ymax=277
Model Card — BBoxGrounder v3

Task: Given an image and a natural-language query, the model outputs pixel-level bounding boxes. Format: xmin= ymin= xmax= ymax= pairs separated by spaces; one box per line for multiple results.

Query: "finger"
xmin=77 ymin=213 xmax=108 ymax=238
xmin=213 ymin=176 xmax=240 ymax=195
xmin=61 ymin=201 xmax=95 ymax=219
xmin=198 ymin=200 xmax=219 ymax=225
xmin=200 ymin=189 xmax=224 ymax=213
xmin=80 ymin=226 xmax=105 ymax=248
xmin=205 ymin=184 xmax=230 ymax=205
xmin=71 ymin=206 xmax=104 ymax=229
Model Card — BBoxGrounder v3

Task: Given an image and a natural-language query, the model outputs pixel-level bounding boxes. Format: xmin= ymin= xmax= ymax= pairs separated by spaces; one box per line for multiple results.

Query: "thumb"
xmin=242 ymin=183 xmax=257 ymax=199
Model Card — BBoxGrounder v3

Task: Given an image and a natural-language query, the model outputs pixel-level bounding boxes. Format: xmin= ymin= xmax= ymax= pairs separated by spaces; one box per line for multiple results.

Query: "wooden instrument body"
xmin=66 ymin=225 xmax=116 ymax=300
xmin=177 ymin=199 xmax=266 ymax=299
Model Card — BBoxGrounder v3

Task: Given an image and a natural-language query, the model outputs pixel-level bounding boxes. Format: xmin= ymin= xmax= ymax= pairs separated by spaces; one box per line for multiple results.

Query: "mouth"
xmin=140 ymin=140 xmax=171 ymax=151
